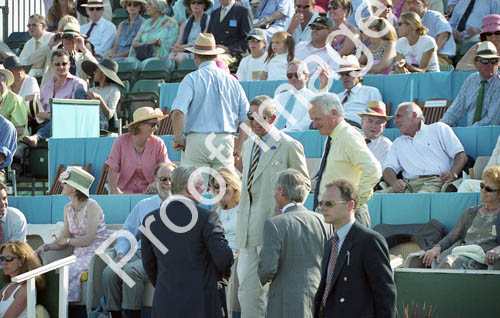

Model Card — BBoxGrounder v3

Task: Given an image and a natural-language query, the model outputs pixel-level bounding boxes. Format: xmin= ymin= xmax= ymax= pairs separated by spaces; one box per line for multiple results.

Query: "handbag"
xmin=88 ymin=297 xmax=111 ymax=318
xmin=135 ymin=43 xmax=154 ymax=61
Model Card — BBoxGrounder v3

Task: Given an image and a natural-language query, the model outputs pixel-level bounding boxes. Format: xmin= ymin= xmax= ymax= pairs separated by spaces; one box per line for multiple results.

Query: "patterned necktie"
xmin=472 ymin=80 xmax=486 ymax=124
xmin=275 ymin=94 xmax=296 ymax=130
xmin=313 ymin=136 xmax=332 ymax=210
xmin=35 ymin=40 xmax=40 ymax=50
xmin=322 ymin=232 xmax=339 ymax=306
xmin=456 ymin=0 xmax=476 ymax=32
xmin=342 ymin=89 xmax=351 ymax=104
xmin=86 ymin=22 xmax=97 ymax=37
xmin=220 ymin=7 xmax=226 ymax=22
xmin=247 ymin=143 xmax=261 ymax=194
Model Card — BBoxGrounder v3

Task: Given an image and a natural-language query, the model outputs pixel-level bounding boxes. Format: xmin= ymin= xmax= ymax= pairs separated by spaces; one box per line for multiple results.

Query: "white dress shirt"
xmin=294 ymin=41 xmax=341 ymax=75
xmin=383 ymin=122 xmax=465 ymax=180
xmin=18 ymin=32 xmax=53 ymax=78
xmin=275 ymin=87 xmax=315 ymax=131
xmin=362 ymin=132 xmax=392 ymax=167
xmin=337 ymin=83 xmax=383 ymax=126
xmin=81 ymin=17 xmax=117 ymax=56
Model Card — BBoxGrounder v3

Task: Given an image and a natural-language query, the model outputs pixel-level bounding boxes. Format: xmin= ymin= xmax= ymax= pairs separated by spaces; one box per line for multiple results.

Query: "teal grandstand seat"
xmin=169 ymin=59 xmax=197 ymax=82
xmin=112 ymin=7 xmax=129 ymax=26
xmin=126 ymin=79 xmax=165 ymax=122
xmin=139 ymin=59 xmax=174 ymax=81
xmin=117 ymin=59 xmax=139 ymax=84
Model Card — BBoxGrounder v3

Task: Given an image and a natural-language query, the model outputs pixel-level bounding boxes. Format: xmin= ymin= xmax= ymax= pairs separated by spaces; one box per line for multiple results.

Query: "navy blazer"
xmin=207 ymin=3 xmax=252 ymax=57
xmin=314 ymin=221 xmax=397 ymax=318
xmin=142 ymin=199 xmax=234 ymax=318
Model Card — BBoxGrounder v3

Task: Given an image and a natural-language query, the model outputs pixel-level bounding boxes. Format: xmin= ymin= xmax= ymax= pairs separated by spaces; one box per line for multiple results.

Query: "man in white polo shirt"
xmin=379 ymin=102 xmax=468 ymax=193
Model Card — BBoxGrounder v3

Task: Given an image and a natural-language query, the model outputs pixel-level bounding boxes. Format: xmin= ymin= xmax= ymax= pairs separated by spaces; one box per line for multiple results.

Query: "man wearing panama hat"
xmin=441 ymin=41 xmax=500 ymax=127
xmin=171 ymin=33 xmax=249 ymax=169
xmin=358 ymin=101 xmax=393 ymax=166
xmin=0 ymin=68 xmax=28 ymax=140
xmin=80 ymin=0 xmax=117 ymax=56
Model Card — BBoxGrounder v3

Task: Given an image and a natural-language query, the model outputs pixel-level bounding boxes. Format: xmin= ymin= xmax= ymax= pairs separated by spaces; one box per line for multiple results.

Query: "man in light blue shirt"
xmin=253 ymin=0 xmax=295 ymax=42
xmin=172 ymin=33 xmax=249 ymax=170
xmin=0 ymin=183 xmax=27 ymax=245
xmin=0 ymin=113 xmax=17 ymax=183
xmin=102 ymin=162 xmax=176 ymax=318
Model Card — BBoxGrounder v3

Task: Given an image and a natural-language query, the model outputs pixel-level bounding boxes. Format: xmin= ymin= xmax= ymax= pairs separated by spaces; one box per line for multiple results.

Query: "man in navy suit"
xmin=314 ymin=179 xmax=396 ymax=318
xmin=207 ymin=0 xmax=252 ymax=58
xmin=141 ymin=165 xmax=234 ymax=318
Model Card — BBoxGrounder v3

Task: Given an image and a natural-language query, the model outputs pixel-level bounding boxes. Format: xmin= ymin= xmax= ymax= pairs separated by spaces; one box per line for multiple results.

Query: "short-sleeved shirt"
xmin=396 ymin=35 xmax=440 ymax=72
xmin=422 ymin=10 xmax=456 ymax=57
xmin=172 ymin=61 xmax=249 ymax=134
xmin=236 ymin=53 xmax=268 ymax=81
xmin=362 ymin=132 xmax=392 ymax=167
xmin=0 ymin=90 xmax=27 ymax=139
xmin=0 ymin=115 xmax=17 ymax=168
xmin=254 ymin=0 xmax=295 ymax=29
xmin=18 ymin=75 xmax=40 ymax=99
xmin=263 ymin=53 xmax=289 ymax=81
xmin=337 ymin=83 xmax=383 ymax=126
xmin=294 ymin=41 xmax=341 ymax=75
xmin=383 ymin=122 xmax=465 ymax=179
xmin=89 ymin=85 xmax=121 ymax=129
xmin=284 ymin=11 xmax=319 ymax=43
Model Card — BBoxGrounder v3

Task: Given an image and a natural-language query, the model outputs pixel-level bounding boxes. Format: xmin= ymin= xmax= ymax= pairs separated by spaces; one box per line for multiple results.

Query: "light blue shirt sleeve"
xmin=0 ymin=116 xmax=17 ymax=169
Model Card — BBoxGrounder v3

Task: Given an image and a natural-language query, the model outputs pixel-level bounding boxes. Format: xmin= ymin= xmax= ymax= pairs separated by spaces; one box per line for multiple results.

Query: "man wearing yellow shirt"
xmin=309 ymin=93 xmax=381 ymax=227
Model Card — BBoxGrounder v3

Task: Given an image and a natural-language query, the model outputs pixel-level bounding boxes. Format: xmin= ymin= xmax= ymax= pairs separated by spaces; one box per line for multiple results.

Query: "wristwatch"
xmin=453 ymin=172 xmax=458 ymax=180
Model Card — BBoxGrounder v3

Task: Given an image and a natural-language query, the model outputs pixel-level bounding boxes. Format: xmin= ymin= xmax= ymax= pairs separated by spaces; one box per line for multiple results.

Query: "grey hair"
xmin=153 ymin=162 xmax=177 ymax=178
xmin=288 ymin=60 xmax=309 ymax=75
xmin=250 ymin=95 xmax=276 ymax=116
xmin=275 ymin=169 xmax=311 ymax=203
xmin=171 ymin=165 xmax=200 ymax=195
xmin=150 ymin=0 xmax=169 ymax=14
xmin=397 ymin=102 xmax=424 ymax=121
xmin=310 ymin=93 xmax=344 ymax=116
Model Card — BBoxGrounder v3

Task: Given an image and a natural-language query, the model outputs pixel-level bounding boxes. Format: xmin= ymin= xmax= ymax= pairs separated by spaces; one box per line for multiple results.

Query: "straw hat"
xmin=476 ymin=41 xmax=499 ymax=59
xmin=81 ymin=59 xmax=125 ymax=88
xmin=337 ymin=55 xmax=361 ymax=73
xmin=120 ymin=0 xmax=147 ymax=7
xmin=59 ymin=166 xmax=95 ymax=197
xmin=186 ymin=33 xmax=225 ymax=55
xmin=358 ymin=101 xmax=393 ymax=120
xmin=81 ymin=0 xmax=106 ymax=7
xmin=63 ymin=23 xmax=86 ymax=38
xmin=124 ymin=107 xmax=168 ymax=128
xmin=0 ymin=68 xmax=14 ymax=87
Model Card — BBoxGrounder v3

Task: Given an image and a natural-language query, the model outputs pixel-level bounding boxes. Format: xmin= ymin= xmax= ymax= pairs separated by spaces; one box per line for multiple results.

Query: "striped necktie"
xmin=342 ymin=89 xmax=351 ymax=104
xmin=322 ymin=232 xmax=339 ymax=306
xmin=247 ymin=143 xmax=261 ymax=194
xmin=472 ymin=80 xmax=486 ymax=124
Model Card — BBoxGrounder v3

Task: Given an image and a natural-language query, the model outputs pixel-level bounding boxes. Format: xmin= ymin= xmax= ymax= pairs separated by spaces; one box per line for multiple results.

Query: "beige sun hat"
xmin=186 ymin=33 xmax=225 ymax=55
xmin=0 ymin=68 xmax=14 ymax=87
xmin=81 ymin=0 xmax=106 ymax=7
xmin=63 ymin=23 xmax=86 ymax=38
xmin=124 ymin=106 xmax=168 ymax=128
xmin=337 ymin=55 xmax=361 ymax=73
xmin=120 ymin=0 xmax=147 ymax=7
xmin=476 ymin=41 xmax=500 ymax=59
xmin=358 ymin=101 xmax=393 ymax=120
xmin=59 ymin=166 xmax=95 ymax=197
xmin=451 ymin=244 xmax=486 ymax=264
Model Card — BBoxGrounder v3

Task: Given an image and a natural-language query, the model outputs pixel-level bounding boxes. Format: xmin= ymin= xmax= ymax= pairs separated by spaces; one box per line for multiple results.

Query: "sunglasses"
xmin=477 ymin=58 xmax=499 ymax=65
xmin=483 ymin=30 xmax=500 ymax=37
xmin=54 ymin=62 xmax=69 ymax=67
xmin=158 ymin=176 xmax=171 ymax=182
xmin=480 ymin=182 xmax=499 ymax=193
xmin=0 ymin=256 xmax=18 ymax=263
xmin=296 ymin=4 xmax=311 ymax=8
xmin=318 ymin=200 xmax=348 ymax=207
xmin=286 ymin=72 xmax=300 ymax=79
xmin=27 ymin=23 xmax=41 ymax=28
xmin=247 ymin=111 xmax=269 ymax=121
xmin=127 ymin=2 xmax=141 ymax=6
xmin=88 ymin=7 xmax=104 ymax=11
xmin=62 ymin=33 xmax=75 ymax=40
xmin=328 ymin=4 xmax=340 ymax=10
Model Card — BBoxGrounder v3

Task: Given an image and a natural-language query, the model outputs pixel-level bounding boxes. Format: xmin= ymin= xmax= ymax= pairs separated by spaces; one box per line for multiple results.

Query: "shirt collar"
xmin=199 ymin=61 xmax=215 ymax=69
xmin=282 ymin=202 xmax=296 ymax=213
xmin=51 ymin=72 xmax=77 ymax=86
xmin=335 ymin=219 xmax=355 ymax=241
xmin=347 ymin=82 xmax=362 ymax=94
xmin=222 ymin=1 xmax=235 ymax=11
xmin=329 ymin=119 xmax=349 ymax=141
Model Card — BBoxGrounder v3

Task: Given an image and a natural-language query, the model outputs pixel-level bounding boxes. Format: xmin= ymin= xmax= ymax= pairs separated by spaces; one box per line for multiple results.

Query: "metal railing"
xmin=1 ymin=0 xmax=46 ymax=42
xmin=12 ymin=255 xmax=76 ymax=318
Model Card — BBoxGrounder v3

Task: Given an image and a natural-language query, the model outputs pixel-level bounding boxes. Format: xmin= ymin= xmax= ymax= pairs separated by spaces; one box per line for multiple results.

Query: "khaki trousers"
xmin=237 ymin=246 xmax=268 ymax=318
xmin=181 ymin=133 xmax=234 ymax=169
xmin=379 ymin=175 xmax=442 ymax=193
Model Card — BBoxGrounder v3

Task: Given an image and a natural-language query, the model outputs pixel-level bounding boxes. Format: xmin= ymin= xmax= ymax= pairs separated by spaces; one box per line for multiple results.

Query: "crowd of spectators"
xmin=1 ymin=0 xmax=500 ymax=316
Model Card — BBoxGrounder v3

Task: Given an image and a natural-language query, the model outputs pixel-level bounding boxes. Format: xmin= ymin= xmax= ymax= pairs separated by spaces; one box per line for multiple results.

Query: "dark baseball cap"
xmin=246 ymin=28 xmax=266 ymax=41
xmin=309 ymin=14 xmax=334 ymax=29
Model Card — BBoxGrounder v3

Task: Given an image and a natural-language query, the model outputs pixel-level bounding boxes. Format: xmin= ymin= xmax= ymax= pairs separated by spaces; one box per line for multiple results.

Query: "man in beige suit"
xmin=259 ymin=169 xmax=332 ymax=318
xmin=237 ymin=95 xmax=309 ymax=318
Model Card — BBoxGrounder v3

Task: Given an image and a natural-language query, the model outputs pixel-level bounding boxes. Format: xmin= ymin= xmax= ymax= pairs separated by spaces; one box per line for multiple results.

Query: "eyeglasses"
xmin=286 ymin=72 xmax=301 ymax=79
xmin=88 ymin=7 xmax=104 ymax=11
xmin=483 ymin=30 xmax=500 ymax=37
xmin=296 ymin=4 xmax=311 ymax=9
xmin=0 ymin=256 xmax=18 ymax=263
xmin=328 ymin=4 xmax=340 ymax=10
xmin=62 ymin=34 xmax=75 ymax=40
xmin=477 ymin=58 xmax=499 ymax=65
xmin=480 ymin=182 xmax=499 ymax=193
xmin=27 ymin=23 xmax=41 ymax=28
xmin=157 ymin=176 xmax=171 ymax=182
xmin=318 ymin=200 xmax=348 ymax=207
xmin=127 ymin=2 xmax=141 ymax=7
xmin=54 ymin=62 xmax=69 ymax=67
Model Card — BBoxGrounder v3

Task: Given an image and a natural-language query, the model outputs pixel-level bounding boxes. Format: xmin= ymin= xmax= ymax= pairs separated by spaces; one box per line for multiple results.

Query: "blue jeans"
xmin=37 ymin=122 xmax=51 ymax=139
